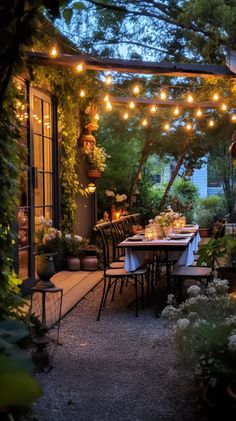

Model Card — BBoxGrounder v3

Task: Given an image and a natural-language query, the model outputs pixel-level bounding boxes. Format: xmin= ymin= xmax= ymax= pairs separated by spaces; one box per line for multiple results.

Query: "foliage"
xmin=196 ymin=195 xmax=227 ymax=229
xmin=63 ymin=233 xmax=83 ymax=257
xmin=132 ymin=177 xmax=165 ymax=224
xmin=170 ymin=178 xmax=199 ymax=223
xmin=197 ymin=235 xmax=236 ymax=269
xmin=35 ymin=217 xmax=62 ymax=255
xmin=162 ymin=280 xmax=236 ymax=388
xmin=85 ymin=144 xmax=109 ymax=172
xmin=0 ymin=319 xmax=41 ymax=411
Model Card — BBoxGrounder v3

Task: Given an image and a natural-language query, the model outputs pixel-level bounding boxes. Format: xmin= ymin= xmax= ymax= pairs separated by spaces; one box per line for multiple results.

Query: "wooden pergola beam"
xmin=26 ymin=51 xmax=235 ymax=77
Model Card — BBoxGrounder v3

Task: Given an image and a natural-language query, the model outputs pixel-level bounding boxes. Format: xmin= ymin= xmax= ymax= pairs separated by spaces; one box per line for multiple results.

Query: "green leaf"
xmin=0 ymin=355 xmax=41 ymax=406
xmin=73 ymin=2 xmax=87 ymax=10
xmin=63 ymin=8 xmax=73 ymax=25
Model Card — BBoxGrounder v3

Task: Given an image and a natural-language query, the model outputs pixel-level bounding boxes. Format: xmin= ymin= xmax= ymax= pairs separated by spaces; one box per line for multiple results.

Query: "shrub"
xmin=170 ymin=178 xmax=199 ymax=223
xmin=196 ymin=195 xmax=227 ymax=229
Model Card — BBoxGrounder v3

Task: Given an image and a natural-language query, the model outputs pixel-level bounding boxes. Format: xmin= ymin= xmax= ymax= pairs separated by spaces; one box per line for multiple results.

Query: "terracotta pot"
xmin=67 ymin=257 xmax=81 ymax=271
xmin=199 ymin=227 xmax=210 ymax=238
xmin=86 ymin=169 xmax=101 ymax=178
xmin=82 ymin=255 xmax=98 ymax=271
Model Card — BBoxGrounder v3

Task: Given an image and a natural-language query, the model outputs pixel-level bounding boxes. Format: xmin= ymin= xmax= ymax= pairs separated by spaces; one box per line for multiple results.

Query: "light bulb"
xmin=160 ymin=90 xmax=167 ymax=100
xmin=80 ymin=89 xmax=85 ymax=98
xmin=123 ymin=112 xmax=129 ymax=120
xmin=185 ymin=123 xmax=192 ymax=130
xmin=95 ymin=113 xmax=99 ymax=121
xmin=106 ymin=101 xmax=112 ymax=111
xmin=173 ymin=107 xmax=180 ymax=116
xmin=221 ymin=103 xmax=227 ymax=111
xmin=164 ymin=123 xmax=170 ymax=131
xmin=104 ymin=95 xmax=109 ymax=102
xmin=231 ymin=114 xmax=236 ymax=122
xmin=129 ymin=101 xmax=135 ymax=109
xmin=213 ymin=93 xmax=219 ymax=101
xmin=49 ymin=46 xmax=58 ymax=58
xmin=87 ymin=183 xmax=96 ymax=193
xmin=196 ymin=108 xmax=202 ymax=117
xmin=208 ymin=119 xmax=214 ymax=127
xmin=105 ymin=74 xmax=112 ymax=85
xmin=142 ymin=119 xmax=148 ymax=127
xmin=150 ymin=105 xmax=157 ymax=113
xmin=187 ymin=94 xmax=194 ymax=103
xmin=76 ymin=63 xmax=84 ymax=72
xmin=133 ymin=84 xmax=140 ymax=95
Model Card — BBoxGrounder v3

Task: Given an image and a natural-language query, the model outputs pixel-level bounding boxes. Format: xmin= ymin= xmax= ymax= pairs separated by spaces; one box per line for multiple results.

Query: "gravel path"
xmin=25 ymin=280 xmax=208 ymax=421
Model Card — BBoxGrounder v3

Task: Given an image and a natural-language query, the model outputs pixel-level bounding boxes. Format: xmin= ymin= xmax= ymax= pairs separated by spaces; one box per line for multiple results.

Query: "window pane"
xmin=44 ymin=138 xmax=52 ymax=171
xmin=33 ymin=96 xmax=42 ymax=134
xmin=35 ymin=172 xmax=43 ymax=206
xmin=34 ymin=134 xmax=43 ymax=170
xmin=19 ymin=172 xmax=28 ymax=206
xmin=18 ymin=208 xmax=28 ymax=247
xmin=18 ymin=248 xmax=29 ymax=280
xmin=44 ymin=173 xmax=52 ymax=205
xmin=45 ymin=207 xmax=53 ymax=220
xmin=43 ymin=102 xmax=52 ymax=137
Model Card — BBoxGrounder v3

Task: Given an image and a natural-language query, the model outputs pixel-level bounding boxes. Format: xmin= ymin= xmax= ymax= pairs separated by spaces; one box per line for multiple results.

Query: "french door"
xmin=17 ymin=81 xmax=58 ymax=291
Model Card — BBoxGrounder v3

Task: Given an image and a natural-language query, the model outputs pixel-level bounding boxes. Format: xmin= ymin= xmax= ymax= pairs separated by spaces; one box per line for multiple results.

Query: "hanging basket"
xmin=86 ymin=169 xmax=102 ymax=178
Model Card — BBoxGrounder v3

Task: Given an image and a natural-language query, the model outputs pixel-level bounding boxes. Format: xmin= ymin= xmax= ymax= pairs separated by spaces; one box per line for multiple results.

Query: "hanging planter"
xmin=86 ymin=169 xmax=101 ymax=178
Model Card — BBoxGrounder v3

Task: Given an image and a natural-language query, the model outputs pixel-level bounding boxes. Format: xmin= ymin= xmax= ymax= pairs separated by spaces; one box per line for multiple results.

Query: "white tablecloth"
xmin=124 ymin=231 xmax=201 ymax=271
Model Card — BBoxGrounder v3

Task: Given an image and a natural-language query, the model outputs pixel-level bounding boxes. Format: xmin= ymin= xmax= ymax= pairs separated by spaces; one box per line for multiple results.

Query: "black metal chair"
xmin=95 ymin=225 xmax=147 ymax=320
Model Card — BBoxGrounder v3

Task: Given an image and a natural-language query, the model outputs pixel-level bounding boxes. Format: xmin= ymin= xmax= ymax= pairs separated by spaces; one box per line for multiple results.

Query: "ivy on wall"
xmin=32 ymin=65 xmax=99 ymax=232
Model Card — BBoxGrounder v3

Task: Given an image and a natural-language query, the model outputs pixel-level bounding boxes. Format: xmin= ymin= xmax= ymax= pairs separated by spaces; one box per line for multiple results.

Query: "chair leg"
xmin=111 ymin=280 xmax=117 ymax=301
xmin=103 ymin=278 xmax=112 ymax=307
xmin=135 ymin=277 xmax=139 ymax=317
xmin=141 ymin=275 xmax=145 ymax=308
xmin=97 ymin=277 xmax=106 ymax=321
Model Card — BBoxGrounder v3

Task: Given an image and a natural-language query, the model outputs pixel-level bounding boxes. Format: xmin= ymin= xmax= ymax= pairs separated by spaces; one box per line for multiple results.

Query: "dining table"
xmin=117 ymin=224 xmax=201 ymax=287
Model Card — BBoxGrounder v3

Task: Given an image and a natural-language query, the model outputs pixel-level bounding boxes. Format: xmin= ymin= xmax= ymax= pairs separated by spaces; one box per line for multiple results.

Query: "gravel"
xmin=23 ymin=280 xmax=209 ymax=421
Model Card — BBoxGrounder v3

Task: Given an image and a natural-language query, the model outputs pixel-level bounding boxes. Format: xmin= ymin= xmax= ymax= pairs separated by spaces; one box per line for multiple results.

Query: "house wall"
xmin=191 ymin=164 xmax=208 ymax=198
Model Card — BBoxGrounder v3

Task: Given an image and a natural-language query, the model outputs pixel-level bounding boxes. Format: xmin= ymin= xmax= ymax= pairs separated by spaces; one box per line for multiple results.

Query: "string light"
xmin=104 ymin=95 xmax=109 ymax=102
xmin=221 ymin=103 xmax=227 ymax=111
xmin=196 ymin=108 xmax=202 ymax=117
xmin=185 ymin=122 xmax=192 ymax=131
xmin=213 ymin=93 xmax=219 ymax=101
xmin=79 ymin=89 xmax=85 ymax=98
xmin=231 ymin=114 xmax=236 ymax=122
xmin=150 ymin=105 xmax=157 ymax=113
xmin=208 ymin=119 xmax=215 ymax=127
xmin=105 ymin=74 xmax=112 ymax=85
xmin=106 ymin=101 xmax=112 ymax=111
xmin=133 ymin=84 xmax=141 ymax=95
xmin=129 ymin=101 xmax=135 ymax=109
xmin=49 ymin=46 xmax=58 ymax=58
xmin=123 ymin=112 xmax=129 ymax=120
xmin=95 ymin=113 xmax=99 ymax=121
xmin=164 ymin=123 xmax=170 ymax=131
xmin=173 ymin=107 xmax=180 ymax=116
xmin=160 ymin=90 xmax=167 ymax=100
xmin=142 ymin=119 xmax=148 ymax=127
xmin=187 ymin=94 xmax=194 ymax=103
xmin=76 ymin=63 xmax=84 ymax=72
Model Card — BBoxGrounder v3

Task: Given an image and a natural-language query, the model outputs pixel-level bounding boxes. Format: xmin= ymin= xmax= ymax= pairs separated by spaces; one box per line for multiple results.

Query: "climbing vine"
xmin=32 ymin=65 xmax=100 ymax=232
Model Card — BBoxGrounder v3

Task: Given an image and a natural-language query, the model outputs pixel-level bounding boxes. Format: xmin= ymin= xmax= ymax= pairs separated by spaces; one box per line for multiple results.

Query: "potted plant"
xmin=196 ymin=196 xmax=227 ymax=238
xmin=35 ymin=217 xmax=62 ymax=286
xmin=162 ymin=280 xmax=236 ymax=413
xmin=63 ymin=233 xmax=83 ymax=271
xmin=81 ymin=244 xmax=99 ymax=271
xmin=197 ymin=235 xmax=236 ymax=293
xmin=85 ymin=144 xmax=109 ymax=178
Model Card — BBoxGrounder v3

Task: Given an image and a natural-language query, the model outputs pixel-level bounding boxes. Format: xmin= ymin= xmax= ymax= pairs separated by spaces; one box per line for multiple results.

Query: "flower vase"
xmin=35 ymin=254 xmax=56 ymax=288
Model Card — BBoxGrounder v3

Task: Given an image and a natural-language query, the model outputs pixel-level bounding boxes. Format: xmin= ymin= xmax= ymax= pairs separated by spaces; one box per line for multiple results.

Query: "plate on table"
xmin=185 ymin=224 xmax=196 ymax=227
xmin=179 ymin=230 xmax=193 ymax=234
xmin=169 ymin=234 xmax=188 ymax=240
xmin=126 ymin=237 xmax=143 ymax=242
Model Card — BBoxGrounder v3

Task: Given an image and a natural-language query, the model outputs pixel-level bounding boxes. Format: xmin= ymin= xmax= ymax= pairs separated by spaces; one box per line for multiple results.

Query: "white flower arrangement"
xmin=35 ymin=217 xmax=62 ymax=255
xmin=154 ymin=206 xmax=181 ymax=227
xmin=162 ymin=279 xmax=236 ymax=388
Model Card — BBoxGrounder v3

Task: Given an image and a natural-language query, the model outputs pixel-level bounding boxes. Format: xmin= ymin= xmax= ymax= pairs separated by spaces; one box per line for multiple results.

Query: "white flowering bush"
xmin=35 ymin=216 xmax=62 ymax=255
xmin=162 ymin=279 xmax=236 ymax=388
xmin=63 ymin=233 xmax=83 ymax=257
